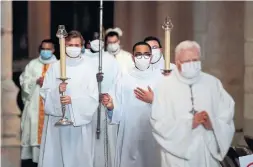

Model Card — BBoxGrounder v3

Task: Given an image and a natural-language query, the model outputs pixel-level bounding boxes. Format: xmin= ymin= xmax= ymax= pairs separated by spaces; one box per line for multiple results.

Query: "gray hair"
xmin=175 ymin=40 xmax=201 ymax=60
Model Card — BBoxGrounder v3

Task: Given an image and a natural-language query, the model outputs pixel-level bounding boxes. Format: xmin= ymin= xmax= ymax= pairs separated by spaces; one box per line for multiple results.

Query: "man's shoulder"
xmin=120 ymin=49 xmax=132 ymax=56
xmin=200 ymin=72 xmax=221 ymax=85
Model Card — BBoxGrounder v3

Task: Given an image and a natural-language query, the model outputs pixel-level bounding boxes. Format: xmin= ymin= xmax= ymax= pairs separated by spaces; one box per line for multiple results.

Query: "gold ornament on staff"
xmin=55 ymin=25 xmax=73 ymax=126
xmin=162 ymin=16 xmax=173 ymax=74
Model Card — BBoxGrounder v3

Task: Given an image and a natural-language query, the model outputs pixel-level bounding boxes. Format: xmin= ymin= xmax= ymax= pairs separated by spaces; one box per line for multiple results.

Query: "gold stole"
xmin=38 ymin=64 xmax=49 ymax=144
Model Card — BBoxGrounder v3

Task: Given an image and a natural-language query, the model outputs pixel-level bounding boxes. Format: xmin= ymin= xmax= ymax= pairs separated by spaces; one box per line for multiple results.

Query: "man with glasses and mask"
xmin=38 ymin=30 xmax=99 ymax=167
xmin=150 ymin=40 xmax=235 ymax=167
xmin=144 ymin=36 xmax=175 ymax=72
xmin=105 ymin=27 xmax=134 ymax=74
xmin=101 ymin=42 xmax=162 ymax=167
xmin=20 ymin=39 xmax=57 ymax=164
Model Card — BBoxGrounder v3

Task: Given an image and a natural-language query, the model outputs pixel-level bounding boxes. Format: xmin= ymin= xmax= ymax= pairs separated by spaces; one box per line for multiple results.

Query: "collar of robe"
xmin=174 ymin=67 xmax=201 ymax=85
xmin=66 ymin=55 xmax=84 ymax=66
xmin=130 ymin=66 xmax=154 ymax=79
xmin=39 ymin=55 xmax=57 ymax=64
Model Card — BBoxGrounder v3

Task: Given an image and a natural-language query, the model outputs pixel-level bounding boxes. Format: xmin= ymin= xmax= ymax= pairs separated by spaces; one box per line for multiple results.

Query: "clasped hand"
xmin=100 ymin=93 xmax=114 ymax=110
xmin=59 ymin=83 xmax=71 ymax=104
xmin=36 ymin=77 xmax=44 ymax=87
xmin=192 ymin=111 xmax=213 ymax=130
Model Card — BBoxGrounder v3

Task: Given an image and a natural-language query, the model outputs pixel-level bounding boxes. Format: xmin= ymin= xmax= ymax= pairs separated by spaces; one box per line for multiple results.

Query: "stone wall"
xmin=244 ymin=1 xmax=253 ymax=138
xmin=1 ymin=1 xmax=21 ymax=167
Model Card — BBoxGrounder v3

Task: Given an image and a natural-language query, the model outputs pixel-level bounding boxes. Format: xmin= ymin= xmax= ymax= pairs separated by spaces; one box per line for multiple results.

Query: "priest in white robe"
xmin=151 ymin=40 xmax=235 ymax=167
xmin=83 ymin=39 xmax=122 ymax=167
xmin=38 ymin=31 xmax=99 ymax=167
xmin=20 ymin=39 xmax=57 ymax=163
xmin=101 ymin=42 xmax=163 ymax=167
xmin=144 ymin=36 xmax=176 ymax=72
xmin=105 ymin=27 xmax=135 ymax=74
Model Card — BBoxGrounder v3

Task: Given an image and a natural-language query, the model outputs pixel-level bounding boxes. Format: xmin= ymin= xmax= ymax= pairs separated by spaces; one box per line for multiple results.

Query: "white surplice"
xmin=150 ymin=67 xmax=235 ymax=167
xmin=38 ymin=56 xmax=99 ymax=167
xmin=110 ymin=67 xmax=163 ymax=167
xmin=109 ymin=49 xmax=135 ymax=75
xmin=20 ymin=55 xmax=57 ymax=163
xmin=83 ymin=49 xmax=122 ymax=167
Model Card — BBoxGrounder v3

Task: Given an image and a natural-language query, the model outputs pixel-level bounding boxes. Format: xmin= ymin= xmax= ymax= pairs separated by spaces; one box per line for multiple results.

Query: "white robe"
xmin=110 ymin=49 xmax=135 ymax=75
xmin=83 ymin=50 xmax=122 ymax=167
xmin=19 ymin=56 xmax=57 ymax=163
xmin=38 ymin=56 xmax=99 ymax=167
xmin=150 ymin=56 xmax=176 ymax=72
xmin=150 ymin=68 xmax=235 ymax=167
xmin=110 ymin=67 xmax=163 ymax=167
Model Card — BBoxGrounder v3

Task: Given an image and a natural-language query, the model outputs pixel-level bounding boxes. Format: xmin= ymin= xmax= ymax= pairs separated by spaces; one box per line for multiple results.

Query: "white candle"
xmin=164 ymin=30 xmax=171 ymax=70
xmin=59 ymin=38 xmax=66 ymax=78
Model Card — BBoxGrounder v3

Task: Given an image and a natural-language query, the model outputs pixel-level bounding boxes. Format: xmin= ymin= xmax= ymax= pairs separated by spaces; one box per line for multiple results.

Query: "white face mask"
xmin=134 ymin=56 xmax=151 ymax=71
xmin=66 ymin=47 xmax=81 ymax=58
xmin=151 ymin=49 xmax=162 ymax=63
xmin=107 ymin=43 xmax=120 ymax=53
xmin=180 ymin=61 xmax=201 ymax=79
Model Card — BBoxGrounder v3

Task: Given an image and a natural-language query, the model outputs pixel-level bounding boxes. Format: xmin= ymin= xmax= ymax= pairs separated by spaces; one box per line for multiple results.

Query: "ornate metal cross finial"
xmin=56 ymin=25 xmax=68 ymax=38
xmin=162 ymin=16 xmax=173 ymax=31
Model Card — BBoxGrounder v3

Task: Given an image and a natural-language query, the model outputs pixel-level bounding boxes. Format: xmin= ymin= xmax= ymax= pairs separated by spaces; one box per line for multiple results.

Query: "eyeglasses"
xmin=134 ymin=53 xmax=152 ymax=59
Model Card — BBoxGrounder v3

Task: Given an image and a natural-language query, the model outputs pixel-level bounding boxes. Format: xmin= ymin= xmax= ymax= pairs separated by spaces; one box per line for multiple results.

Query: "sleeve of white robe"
xmin=204 ymin=80 xmax=235 ymax=161
xmin=150 ymin=82 xmax=199 ymax=160
xmin=69 ymin=75 xmax=99 ymax=126
xmin=19 ymin=61 xmax=37 ymax=104
xmin=40 ymin=65 xmax=63 ymax=117
xmin=107 ymin=78 xmax=123 ymax=124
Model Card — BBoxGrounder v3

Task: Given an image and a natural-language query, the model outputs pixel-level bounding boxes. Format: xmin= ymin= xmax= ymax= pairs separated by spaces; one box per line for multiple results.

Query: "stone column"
xmin=244 ymin=1 xmax=253 ymax=138
xmin=28 ymin=1 xmax=50 ymax=58
xmin=155 ymin=1 xmax=193 ymax=63
xmin=1 ymin=1 xmax=21 ymax=167
xmin=192 ymin=1 xmax=245 ymax=144
xmin=114 ymin=1 xmax=157 ymax=52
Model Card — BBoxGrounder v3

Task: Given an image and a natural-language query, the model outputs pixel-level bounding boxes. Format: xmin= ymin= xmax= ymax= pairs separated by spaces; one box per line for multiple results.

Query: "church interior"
xmin=1 ymin=1 xmax=253 ymax=167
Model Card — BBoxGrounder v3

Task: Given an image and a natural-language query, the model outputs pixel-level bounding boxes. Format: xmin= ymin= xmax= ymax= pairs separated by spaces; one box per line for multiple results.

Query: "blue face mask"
xmin=40 ymin=50 xmax=53 ymax=60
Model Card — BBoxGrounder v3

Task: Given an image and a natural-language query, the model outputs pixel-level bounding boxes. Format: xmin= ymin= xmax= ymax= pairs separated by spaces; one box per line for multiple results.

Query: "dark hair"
xmin=66 ymin=30 xmax=85 ymax=45
xmin=104 ymin=31 xmax=120 ymax=51
xmin=143 ymin=36 xmax=162 ymax=48
xmin=38 ymin=39 xmax=55 ymax=52
xmin=132 ymin=41 xmax=152 ymax=53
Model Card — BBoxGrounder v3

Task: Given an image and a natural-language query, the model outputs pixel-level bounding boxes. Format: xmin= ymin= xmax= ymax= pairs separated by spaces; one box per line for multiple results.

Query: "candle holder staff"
xmin=55 ymin=25 xmax=73 ymax=126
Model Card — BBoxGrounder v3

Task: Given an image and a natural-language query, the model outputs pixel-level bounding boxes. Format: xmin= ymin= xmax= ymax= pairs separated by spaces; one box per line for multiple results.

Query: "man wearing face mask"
xmin=144 ymin=36 xmax=176 ymax=72
xmin=150 ymin=40 xmax=235 ymax=167
xmin=20 ymin=39 xmax=57 ymax=164
xmin=38 ymin=31 xmax=99 ymax=167
xmin=100 ymin=42 xmax=162 ymax=167
xmin=105 ymin=27 xmax=135 ymax=74
xmin=83 ymin=39 xmax=121 ymax=167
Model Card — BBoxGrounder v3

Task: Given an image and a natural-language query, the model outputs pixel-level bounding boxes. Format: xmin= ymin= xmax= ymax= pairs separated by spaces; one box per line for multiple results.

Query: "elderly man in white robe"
xmin=151 ymin=40 xmax=235 ymax=167
xmin=83 ymin=39 xmax=122 ymax=167
xmin=20 ymin=39 xmax=57 ymax=163
xmin=38 ymin=30 xmax=99 ymax=167
xmin=101 ymin=41 xmax=163 ymax=167
xmin=105 ymin=27 xmax=135 ymax=74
